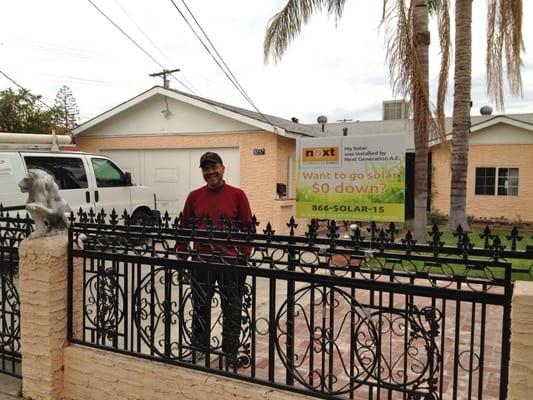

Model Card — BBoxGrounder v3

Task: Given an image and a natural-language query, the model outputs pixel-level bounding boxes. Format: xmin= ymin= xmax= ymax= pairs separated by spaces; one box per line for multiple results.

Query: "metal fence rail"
xmin=67 ymin=212 xmax=526 ymax=399
xmin=0 ymin=210 xmax=30 ymax=378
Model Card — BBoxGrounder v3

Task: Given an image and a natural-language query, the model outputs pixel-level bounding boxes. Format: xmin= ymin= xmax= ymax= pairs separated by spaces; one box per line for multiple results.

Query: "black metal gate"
xmin=0 ymin=208 xmax=30 ymax=378
xmin=67 ymin=212 xmax=525 ymax=399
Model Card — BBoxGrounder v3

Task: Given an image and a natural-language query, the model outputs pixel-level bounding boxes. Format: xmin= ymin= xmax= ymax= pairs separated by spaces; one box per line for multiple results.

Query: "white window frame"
xmin=474 ymin=167 xmax=519 ymax=196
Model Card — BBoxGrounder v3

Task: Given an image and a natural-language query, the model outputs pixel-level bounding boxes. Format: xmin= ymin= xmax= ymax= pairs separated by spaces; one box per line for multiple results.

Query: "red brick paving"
xmin=223 ymin=279 xmax=506 ymax=400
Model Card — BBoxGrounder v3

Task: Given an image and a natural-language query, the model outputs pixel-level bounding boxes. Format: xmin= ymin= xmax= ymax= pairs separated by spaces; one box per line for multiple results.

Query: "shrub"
xmin=427 ymin=210 xmax=447 ymax=226
xmin=511 ymin=214 xmax=525 ymax=229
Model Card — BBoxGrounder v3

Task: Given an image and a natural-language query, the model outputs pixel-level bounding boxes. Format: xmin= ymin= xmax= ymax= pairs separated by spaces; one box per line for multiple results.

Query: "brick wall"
xmin=77 ymin=131 xmax=290 ymax=230
xmin=431 ymin=143 xmax=533 ymax=222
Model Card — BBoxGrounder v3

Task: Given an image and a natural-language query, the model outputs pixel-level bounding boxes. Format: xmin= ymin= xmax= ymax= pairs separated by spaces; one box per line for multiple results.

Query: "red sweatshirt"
xmin=181 ymin=182 xmax=253 ymax=257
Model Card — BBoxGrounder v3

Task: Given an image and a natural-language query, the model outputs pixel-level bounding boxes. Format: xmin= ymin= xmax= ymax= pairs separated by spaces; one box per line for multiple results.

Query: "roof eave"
xmin=72 ymin=86 xmax=300 ymax=137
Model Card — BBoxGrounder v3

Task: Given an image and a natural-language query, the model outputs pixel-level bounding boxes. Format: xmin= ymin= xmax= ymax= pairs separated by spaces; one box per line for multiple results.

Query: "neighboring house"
xmin=72 ymin=86 xmax=323 ymax=232
xmin=431 ymin=114 xmax=533 ymax=223
xmin=320 ymin=109 xmax=533 ymax=223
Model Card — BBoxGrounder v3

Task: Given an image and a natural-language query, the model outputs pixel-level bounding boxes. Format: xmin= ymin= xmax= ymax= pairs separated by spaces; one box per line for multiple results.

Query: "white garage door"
xmin=102 ymin=148 xmax=240 ymax=215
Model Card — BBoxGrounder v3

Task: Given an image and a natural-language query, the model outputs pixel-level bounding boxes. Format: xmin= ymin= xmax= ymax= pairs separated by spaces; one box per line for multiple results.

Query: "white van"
xmin=0 ymin=149 xmax=160 ymax=224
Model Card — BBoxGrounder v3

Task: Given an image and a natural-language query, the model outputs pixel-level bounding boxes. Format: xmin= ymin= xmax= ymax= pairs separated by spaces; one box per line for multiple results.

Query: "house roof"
xmin=311 ymin=112 xmax=533 ymax=151
xmin=72 ymin=86 xmax=324 ymax=138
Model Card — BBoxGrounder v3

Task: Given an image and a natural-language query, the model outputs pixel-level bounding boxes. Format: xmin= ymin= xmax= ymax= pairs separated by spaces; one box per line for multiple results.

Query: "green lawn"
xmin=405 ymin=226 xmax=532 ymax=281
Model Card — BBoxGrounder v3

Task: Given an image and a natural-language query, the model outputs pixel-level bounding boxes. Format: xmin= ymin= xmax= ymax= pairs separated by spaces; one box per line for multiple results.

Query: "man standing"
xmin=181 ymin=151 xmax=252 ymax=368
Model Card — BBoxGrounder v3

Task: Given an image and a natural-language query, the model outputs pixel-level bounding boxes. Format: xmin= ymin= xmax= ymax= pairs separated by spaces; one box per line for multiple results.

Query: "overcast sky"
xmin=1 ymin=0 xmax=532 ymax=125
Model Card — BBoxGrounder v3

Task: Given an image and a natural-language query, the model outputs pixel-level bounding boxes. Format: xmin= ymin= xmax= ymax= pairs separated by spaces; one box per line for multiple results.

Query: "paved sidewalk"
xmin=0 ymin=374 xmax=21 ymax=399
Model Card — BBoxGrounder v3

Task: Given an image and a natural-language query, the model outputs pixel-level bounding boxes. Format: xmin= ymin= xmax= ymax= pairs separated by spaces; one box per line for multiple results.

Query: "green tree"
xmin=54 ymin=85 xmax=80 ymax=129
xmin=264 ymin=0 xmax=450 ymax=241
xmin=447 ymin=0 xmax=523 ymax=229
xmin=0 ymin=88 xmax=61 ymax=133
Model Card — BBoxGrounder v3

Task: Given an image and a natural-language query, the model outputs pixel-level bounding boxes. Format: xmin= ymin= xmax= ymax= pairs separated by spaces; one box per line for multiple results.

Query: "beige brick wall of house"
xmin=508 ymin=281 xmax=533 ymax=399
xmin=467 ymin=144 xmax=533 ymax=222
xmin=431 ymin=143 xmax=533 ymax=222
xmin=76 ymin=131 xmax=297 ymax=231
xmin=63 ymin=345 xmax=313 ymax=400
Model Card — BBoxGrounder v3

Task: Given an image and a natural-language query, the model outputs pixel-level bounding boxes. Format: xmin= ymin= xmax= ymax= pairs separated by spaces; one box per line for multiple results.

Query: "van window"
xmin=24 ymin=156 xmax=88 ymax=190
xmin=91 ymin=158 xmax=128 ymax=187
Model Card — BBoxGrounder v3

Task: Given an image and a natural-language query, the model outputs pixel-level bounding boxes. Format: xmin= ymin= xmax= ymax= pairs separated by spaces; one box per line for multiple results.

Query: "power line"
xmin=87 ymin=0 xmax=195 ymax=94
xmin=0 ymin=68 xmax=53 ymax=109
xmin=112 ymin=0 xmax=174 ymax=66
xmin=87 ymin=0 xmax=165 ymax=69
xmin=177 ymin=0 xmax=254 ymax=107
xmin=168 ymin=0 xmax=277 ymax=131
xmin=109 ymin=0 xmax=199 ymax=95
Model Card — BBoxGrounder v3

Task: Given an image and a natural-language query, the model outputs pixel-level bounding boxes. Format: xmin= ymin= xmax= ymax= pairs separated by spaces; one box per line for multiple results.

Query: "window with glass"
xmin=475 ymin=167 xmax=519 ymax=196
xmin=24 ymin=156 xmax=88 ymax=190
xmin=91 ymin=158 xmax=128 ymax=187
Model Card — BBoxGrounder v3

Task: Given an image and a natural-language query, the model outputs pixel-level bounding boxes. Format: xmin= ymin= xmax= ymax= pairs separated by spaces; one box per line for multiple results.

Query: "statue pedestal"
xmin=19 ymin=234 xmax=68 ymax=400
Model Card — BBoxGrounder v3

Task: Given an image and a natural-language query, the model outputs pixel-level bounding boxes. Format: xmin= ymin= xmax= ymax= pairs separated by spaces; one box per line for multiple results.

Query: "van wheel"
xmin=129 ymin=210 xmax=152 ymax=247
xmin=131 ymin=210 xmax=152 ymax=226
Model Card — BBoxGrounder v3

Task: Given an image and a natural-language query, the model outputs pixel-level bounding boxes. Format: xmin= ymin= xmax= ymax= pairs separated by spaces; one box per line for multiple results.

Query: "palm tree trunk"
xmin=412 ymin=0 xmax=430 ymax=242
xmin=448 ymin=0 xmax=472 ymax=230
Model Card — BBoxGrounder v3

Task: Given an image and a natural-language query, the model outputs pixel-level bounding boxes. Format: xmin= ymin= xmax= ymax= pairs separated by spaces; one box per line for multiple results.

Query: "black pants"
xmin=190 ymin=268 xmax=246 ymax=359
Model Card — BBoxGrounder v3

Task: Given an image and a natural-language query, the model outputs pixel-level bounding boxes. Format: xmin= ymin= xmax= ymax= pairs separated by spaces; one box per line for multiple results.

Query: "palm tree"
xmin=264 ymin=0 xmax=450 ymax=241
xmin=447 ymin=0 xmax=523 ymax=229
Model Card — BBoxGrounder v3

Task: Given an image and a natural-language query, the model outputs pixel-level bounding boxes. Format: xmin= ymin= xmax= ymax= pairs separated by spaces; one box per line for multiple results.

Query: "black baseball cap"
xmin=199 ymin=151 xmax=223 ymax=167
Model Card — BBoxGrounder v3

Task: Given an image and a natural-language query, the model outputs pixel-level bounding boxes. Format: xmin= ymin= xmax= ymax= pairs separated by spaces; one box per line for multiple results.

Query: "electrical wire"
xmin=5 ymin=67 xmax=127 ymax=87
xmin=0 ymin=68 xmax=54 ymax=109
xmin=87 ymin=0 xmax=196 ymax=95
xmin=8 ymin=38 xmax=113 ymax=62
xmin=110 ymin=0 xmax=199 ymax=95
xmin=168 ymin=0 xmax=278 ymax=131
xmin=177 ymin=0 xmax=254 ymax=106
xmin=112 ymin=0 xmax=173 ymax=66
xmin=87 ymin=0 xmax=165 ymax=69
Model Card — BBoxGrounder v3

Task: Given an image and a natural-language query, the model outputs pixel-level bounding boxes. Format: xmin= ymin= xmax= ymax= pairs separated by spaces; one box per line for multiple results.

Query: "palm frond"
xmin=486 ymin=0 xmax=523 ymax=110
xmin=263 ymin=0 xmax=346 ymax=64
xmin=325 ymin=0 xmax=346 ymax=24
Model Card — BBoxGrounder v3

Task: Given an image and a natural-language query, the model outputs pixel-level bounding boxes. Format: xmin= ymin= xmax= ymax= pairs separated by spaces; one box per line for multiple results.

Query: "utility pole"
xmin=337 ymin=118 xmax=352 ymax=136
xmin=149 ymin=69 xmax=180 ymax=88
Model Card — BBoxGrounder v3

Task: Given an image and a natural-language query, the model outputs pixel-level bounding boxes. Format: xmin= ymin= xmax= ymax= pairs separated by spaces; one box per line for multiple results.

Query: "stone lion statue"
xmin=18 ymin=169 xmax=71 ymax=238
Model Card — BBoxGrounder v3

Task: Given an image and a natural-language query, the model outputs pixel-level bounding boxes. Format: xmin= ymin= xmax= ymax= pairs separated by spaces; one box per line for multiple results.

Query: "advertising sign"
xmin=296 ymin=133 xmax=406 ymax=221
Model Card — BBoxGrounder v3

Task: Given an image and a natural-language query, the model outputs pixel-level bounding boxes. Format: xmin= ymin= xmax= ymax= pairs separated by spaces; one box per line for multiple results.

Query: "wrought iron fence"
xmin=0 ymin=207 xmax=31 ymax=378
xmin=67 ymin=209 xmax=533 ymax=399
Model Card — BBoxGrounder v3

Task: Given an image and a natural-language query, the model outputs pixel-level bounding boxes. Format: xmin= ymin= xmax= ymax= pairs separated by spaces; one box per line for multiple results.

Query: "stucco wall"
xmin=431 ymin=143 xmax=533 ymax=222
xmin=78 ymin=94 xmax=259 ymax=136
xmin=63 ymin=345 xmax=313 ymax=400
xmin=19 ymin=235 xmax=69 ymax=400
xmin=77 ymin=131 xmax=284 ymax=230
xmin=508 ymin=281 xmax=533 ymax=399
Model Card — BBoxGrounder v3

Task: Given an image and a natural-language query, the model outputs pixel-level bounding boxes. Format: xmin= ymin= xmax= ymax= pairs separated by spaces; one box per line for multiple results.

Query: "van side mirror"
xmin=124 ymin=172 xmax=132 ymax=185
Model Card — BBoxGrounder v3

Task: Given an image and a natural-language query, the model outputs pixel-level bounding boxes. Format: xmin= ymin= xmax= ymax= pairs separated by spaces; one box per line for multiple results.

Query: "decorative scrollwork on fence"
xmin=275 ymin=285 xmax=379 ymax=396
xmin=132 ymin=267 xmax=253 ymax=365
xmin=0 ymin=271 xmax=21 ymax=353
xmin=85 ymin=264 xmax=124 ymax=342
xmin=367 ymin=305 xmax=441 ymax=392
xmin=275 ymin=284 xmax=441 ymax=398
